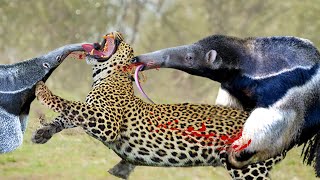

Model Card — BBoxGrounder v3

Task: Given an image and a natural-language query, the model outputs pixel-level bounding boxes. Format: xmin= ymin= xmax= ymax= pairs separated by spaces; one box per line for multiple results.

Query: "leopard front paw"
xmin=32 ymin=124 xmax=62 ymax=144
xmin=32 ymin=126 xmax=54 ymax=144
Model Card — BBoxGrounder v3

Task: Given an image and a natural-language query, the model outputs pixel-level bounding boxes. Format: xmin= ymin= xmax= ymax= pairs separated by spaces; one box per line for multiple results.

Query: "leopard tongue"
xmin=134 ymin=64 xmax=155 ymax=104
xmin=102 ymin=36 xmax=116 ymax=58
xmin=81 ymin=44 xmax=105 ymax=57
xmin=81 ymin=36 xmax=116 ymax=59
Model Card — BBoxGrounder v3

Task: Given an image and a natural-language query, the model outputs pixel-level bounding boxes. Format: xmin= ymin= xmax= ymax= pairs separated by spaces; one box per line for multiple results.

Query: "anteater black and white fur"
xmin=134 ymin=35 xmax=320 ymax=175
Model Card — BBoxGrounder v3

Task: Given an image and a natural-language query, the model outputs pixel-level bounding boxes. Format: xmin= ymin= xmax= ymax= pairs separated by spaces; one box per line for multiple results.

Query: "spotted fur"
xmin=32 ymin=33 xmax=285 ymax=179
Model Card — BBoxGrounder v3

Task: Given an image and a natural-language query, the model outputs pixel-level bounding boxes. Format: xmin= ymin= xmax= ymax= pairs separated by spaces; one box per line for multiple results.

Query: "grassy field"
xmin=0 ymin=102 xmax=317 ymax=180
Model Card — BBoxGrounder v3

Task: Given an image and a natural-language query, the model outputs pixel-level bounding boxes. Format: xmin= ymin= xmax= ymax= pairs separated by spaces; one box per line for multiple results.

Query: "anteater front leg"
xmin=35 ymin=81 xmax=120 ymax=142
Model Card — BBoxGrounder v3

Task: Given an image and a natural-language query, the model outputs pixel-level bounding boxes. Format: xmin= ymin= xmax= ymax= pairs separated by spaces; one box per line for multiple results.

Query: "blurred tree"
xmin=0 ymin=0 xmax=320 ymax=102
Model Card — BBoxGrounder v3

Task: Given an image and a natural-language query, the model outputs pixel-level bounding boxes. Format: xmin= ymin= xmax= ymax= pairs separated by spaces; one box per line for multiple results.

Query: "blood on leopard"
xmin=220 ymin=135 xmax=229 ymax=141
xmin=182 ymin=131 xmax=188 ymax=136
xmin=203 ymin=134 xmax=213 ymax=139
xmin=156 ymin=124 xmax=164 ymax=128
xmin=225 ymin=135 xmax=241 ymax=144
xmin=190 ymin=131 xmax=202 ymax=137
xmin=78 ymin=54 xmax=84 ymax=59
xmin=232 ymin=144 xmax=239 ymax=149
xmin=235 ymin=142 xmax=251 ymax=152
xmin=207 ymin=142 xmax=213 ymax=146
xmin=237 ymin=145 xmax=248 ymax=151
xmin=198 ymin=123 xmax=206 ymax=132
xmin=187 ymin=126 xmax=194 ymax=132
xmin=216 ymin=147 xmax=224 ymax=151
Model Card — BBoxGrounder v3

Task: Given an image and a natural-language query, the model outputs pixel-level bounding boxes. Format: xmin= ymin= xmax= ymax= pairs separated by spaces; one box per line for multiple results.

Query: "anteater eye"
xmin=43 ymin=63 xmax=50 ymax=69
xmin=185 ymin=53 xmax=195 ymax=61
xmin=186 ymin=55 xmax=193 ymax=61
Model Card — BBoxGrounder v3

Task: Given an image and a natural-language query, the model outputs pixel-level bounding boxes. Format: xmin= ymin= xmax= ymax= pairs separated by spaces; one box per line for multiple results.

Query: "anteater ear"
xmin=205 ymin=50 xmax=217 ymax=64
xmin=205 ymin=50 xmax=224 ymax=69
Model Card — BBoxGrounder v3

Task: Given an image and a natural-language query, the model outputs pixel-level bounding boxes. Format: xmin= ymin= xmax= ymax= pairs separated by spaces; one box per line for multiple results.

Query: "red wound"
xmin=198 ymin=123 xmax=206 ymax=132
xmin=220 ymin=135 xmax=228 ymax=141
xmin=187 ymin=126 xmax=194 ymax=132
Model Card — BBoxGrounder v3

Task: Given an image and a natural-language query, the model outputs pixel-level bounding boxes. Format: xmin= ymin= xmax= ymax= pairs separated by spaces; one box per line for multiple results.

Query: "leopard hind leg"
xmin=221 ymin=151 xmax=286 ymax=179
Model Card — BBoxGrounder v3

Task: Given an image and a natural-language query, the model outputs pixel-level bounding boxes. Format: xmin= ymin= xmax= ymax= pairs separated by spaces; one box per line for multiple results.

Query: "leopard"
xmin=32 ymin=32 xmax=286 ymax=180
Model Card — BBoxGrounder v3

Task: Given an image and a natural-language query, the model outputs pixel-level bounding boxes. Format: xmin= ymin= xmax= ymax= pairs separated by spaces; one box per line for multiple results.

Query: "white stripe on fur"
xmin=237 ymin=67 xmax=320 ymax=159
xmin=243 ymin=66 xmax=313 ymax=80
xmin=215 ymin=87 xmax=243 ymax=110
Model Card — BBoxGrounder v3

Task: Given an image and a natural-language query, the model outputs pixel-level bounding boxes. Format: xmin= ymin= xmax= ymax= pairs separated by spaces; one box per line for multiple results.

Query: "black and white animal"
xmin=132 ymin=35 xmax=320 ymax=174
xmin=0 ymin=44 xmax=84 ymax=153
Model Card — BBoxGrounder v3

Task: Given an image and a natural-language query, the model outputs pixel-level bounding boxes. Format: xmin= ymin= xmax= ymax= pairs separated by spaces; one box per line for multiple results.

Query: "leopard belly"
xmin=81 ymin=101 xmax=247 ymax=168
xmin=109 ymin=135 xmax=222 ymax=167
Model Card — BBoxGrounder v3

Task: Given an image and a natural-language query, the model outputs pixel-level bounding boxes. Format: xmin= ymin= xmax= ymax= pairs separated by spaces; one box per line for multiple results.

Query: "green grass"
xmin=0 ymin=109 xmax=317 ymax=180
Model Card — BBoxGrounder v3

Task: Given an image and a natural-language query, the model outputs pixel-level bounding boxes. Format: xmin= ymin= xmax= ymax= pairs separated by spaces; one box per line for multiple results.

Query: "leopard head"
xmin=84 ymin=31 xmax=134 ymax=65
xmin=82 ymin=31 xmax=135 ymax=81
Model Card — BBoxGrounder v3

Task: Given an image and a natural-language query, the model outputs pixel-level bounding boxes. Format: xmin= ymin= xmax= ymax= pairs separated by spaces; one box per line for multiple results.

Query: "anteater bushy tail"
xmin=301 ymin=132 xmax=320 ymax=177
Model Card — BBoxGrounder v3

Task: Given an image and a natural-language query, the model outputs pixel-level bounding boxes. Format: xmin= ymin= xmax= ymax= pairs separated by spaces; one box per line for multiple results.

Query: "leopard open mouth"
xmin=82 ymin=32 xmax=123 ymax=62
